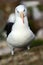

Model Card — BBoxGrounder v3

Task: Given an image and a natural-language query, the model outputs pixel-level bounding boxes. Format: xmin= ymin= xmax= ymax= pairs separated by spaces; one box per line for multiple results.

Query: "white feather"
xmin=7 ymin=13 xmax=15 ymax=23
xmin=7 ymin=5 xmax=35 ymax=47
xmin=7 ymin=16 xmax=35 ymax=47
xmin=7 ymin=5 xmax=35 ymax=55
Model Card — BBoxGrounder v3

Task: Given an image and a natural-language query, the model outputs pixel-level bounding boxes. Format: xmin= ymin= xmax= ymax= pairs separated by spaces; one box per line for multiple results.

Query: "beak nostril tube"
xmin=20 ymin=12 xmax=24 ymax=23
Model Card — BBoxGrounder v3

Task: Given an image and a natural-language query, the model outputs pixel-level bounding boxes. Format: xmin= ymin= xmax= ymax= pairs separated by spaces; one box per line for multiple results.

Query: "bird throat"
xmin=22 ymin=18 xmax=24 ymax=23
xmin=16 ymin=16 xmax=24 ymax=24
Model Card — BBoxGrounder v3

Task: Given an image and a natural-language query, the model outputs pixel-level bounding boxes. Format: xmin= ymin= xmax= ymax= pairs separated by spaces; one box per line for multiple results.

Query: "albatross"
xmin=7 ymin=5 xmax=35 ymax=55
xmin=4 ymin=13 xmax=15 ymax=36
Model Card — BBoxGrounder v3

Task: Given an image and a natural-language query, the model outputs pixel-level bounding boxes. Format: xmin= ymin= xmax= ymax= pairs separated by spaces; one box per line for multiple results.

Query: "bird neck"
xmin=15 ymin=16 xmax=24 ymax=23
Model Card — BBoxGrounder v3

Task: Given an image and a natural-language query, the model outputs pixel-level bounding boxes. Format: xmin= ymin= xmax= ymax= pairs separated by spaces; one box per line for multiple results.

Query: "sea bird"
xmin=7 ymin=5 xmax=35 ymax=55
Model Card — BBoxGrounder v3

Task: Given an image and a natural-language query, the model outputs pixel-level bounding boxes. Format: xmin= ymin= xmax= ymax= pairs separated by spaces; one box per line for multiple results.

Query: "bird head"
xmin=15 ymin=5 xmax=27 ymax=23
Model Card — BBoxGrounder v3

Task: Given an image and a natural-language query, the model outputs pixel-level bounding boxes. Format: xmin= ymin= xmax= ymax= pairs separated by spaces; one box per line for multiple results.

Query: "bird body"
xmin=4 ymin=13 xmax=15 ymax=36
xmin=7 ymin=17 xmax=34 ymax=47
xmin=6 ymin=5 xmax=35 ymax=55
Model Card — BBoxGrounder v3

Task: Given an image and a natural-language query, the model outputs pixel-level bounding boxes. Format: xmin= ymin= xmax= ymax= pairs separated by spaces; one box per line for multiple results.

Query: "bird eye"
xmin=17 ymin=10 xmax=19 ymax=13
xmin=24 ymin=9 xmax=25 ymax=12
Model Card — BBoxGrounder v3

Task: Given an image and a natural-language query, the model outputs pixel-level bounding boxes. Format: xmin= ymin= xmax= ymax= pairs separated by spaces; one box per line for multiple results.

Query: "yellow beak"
xmin=20 ymin=12 xmax=24 ymax=23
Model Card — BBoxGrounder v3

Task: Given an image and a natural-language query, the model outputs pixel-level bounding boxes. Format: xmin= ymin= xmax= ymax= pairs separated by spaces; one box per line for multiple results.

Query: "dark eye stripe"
xmin=24 ymin=9 xmax=25 ymax=12
xmin=17 ymin=10 xmax=19 ymax=13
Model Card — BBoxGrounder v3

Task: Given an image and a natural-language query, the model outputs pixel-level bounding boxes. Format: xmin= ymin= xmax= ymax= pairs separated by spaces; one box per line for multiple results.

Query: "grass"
xmin=37 ymin=5 xmax=43 ymax=11
xmin=0 ymin=33 xmax=6 ymax=41
xmin=30 ymin=39 xmax=43 ymax=48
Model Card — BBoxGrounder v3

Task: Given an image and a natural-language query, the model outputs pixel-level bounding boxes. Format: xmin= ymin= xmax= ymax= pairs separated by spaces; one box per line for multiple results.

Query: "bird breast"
xmin=7 ymin=17 xmax=35 ymax=47
xmin=7 ymin=27 xmax=32 ymax=46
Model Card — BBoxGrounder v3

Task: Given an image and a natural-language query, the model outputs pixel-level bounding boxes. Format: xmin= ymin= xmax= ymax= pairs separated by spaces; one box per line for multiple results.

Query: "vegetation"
xmin=37 ymin=5 xmax=43 ymax=11
xmin=30 ymin=39 xmax=43 ymax=48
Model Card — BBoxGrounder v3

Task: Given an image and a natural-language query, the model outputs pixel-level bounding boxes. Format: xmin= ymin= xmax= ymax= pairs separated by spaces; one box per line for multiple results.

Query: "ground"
xmin=0 ymin=41 xmax=43 ymax=65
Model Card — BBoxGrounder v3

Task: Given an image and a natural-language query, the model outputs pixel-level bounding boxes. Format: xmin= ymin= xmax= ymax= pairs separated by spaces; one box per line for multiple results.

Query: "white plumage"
xmin=7 ymin=13 xmax=15 ymax=23
xmin=7 ymin=17 xmax=34 ymax=46
xmin=7 ymin=5 xmax=35 ymax=55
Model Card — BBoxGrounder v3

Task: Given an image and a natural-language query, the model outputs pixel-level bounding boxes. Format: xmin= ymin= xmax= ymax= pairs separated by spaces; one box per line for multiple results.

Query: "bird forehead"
xmin=16 ymin=5 xmax=25 ymax=12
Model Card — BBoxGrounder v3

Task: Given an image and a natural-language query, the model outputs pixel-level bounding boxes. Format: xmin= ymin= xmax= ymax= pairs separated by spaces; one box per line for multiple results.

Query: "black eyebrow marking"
xmin=16 ymin=8 xmax=19 ymax=13
xmin=23 ymin=9 xmax=25 ymax=12
xmin=17 ymin=10 xmax=19 ymax=13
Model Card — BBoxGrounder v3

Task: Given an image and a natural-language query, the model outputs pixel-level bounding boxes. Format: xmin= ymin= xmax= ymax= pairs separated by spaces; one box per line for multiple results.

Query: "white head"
xmin=15 ymin=5 xmax=27 ymax=23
